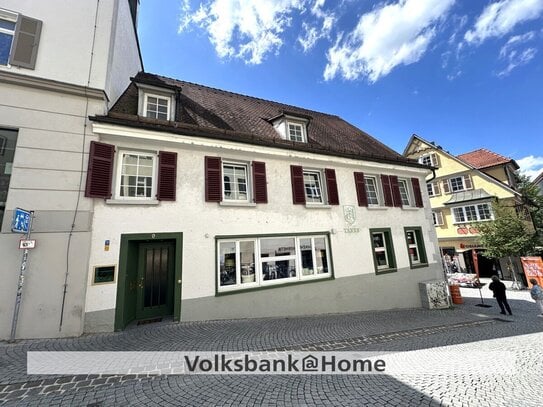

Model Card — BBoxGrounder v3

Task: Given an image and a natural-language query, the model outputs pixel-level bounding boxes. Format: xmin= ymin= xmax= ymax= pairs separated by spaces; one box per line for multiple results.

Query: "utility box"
xmin=419 ymin=280 xmax=450 ymax=309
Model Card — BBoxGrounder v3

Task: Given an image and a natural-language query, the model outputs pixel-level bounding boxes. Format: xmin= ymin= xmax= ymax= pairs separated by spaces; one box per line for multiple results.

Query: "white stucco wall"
xmin=85 ymin=124 xmax=442 ymax=318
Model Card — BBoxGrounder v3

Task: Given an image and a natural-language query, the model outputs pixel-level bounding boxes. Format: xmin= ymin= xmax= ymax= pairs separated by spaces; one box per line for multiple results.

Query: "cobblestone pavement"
xmin=1 ymin=280 xmax=542 ymax=406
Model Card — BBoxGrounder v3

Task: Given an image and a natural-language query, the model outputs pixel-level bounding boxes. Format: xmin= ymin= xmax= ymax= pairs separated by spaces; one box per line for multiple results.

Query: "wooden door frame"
xmin=115 ymin=232 xmax=183 ymax=331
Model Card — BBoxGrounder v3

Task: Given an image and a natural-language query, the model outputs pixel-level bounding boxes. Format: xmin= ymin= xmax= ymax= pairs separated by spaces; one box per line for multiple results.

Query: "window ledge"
xmin=410 ymin=263 xmax=429 ymax=270
xmin=219 ymin=201 xmax=257 ymax=207
xmin=367 ymin=206 xmax=387 ymax=210
xmin=375 ymin=268 xmax=398 ymax=275
xmin=305 ymin=204 xmax=331 ymax=209
xmin=402 ymin=207 xmax=419 ymax=211
xmin=105 ymin=199 xmax=160 ymax=205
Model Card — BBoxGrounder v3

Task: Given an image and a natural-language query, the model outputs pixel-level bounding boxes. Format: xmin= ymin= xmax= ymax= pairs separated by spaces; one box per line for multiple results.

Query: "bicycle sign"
xmin=11 ymin=208 xmax=31 ymax=234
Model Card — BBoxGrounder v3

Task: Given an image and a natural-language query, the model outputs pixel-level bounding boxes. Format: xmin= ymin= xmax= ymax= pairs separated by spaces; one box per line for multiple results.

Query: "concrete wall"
xmin=83 ymin=124 xmax=444 ymax=331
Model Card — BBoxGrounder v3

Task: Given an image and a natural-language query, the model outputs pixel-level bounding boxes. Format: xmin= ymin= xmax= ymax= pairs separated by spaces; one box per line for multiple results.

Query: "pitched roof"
xmin=93 ymin=72 xmax=422 ymax=168
xmin=457 ymin=148 xmax=518 ymax=170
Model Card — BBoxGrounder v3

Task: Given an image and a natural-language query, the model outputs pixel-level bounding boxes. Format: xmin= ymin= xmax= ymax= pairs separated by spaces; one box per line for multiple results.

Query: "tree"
xmin=477 ymin=200 xmax=537 ymax=288
xmin=514 ymin=172 xmax=543 ymax=248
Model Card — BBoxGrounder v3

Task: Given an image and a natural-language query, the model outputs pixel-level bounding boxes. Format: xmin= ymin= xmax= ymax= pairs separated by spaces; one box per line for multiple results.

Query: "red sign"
xmin=521 ymin=257 xmax=543 ymax=288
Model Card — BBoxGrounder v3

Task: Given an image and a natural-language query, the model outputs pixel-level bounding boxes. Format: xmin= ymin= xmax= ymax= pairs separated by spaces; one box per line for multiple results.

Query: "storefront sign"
xmin=521 ymin=257 xmax=543 ymax=288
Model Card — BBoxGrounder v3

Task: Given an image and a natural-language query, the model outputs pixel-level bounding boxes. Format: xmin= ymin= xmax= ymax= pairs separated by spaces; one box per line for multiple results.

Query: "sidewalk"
xmin=1 ymin=280 xmax=542 ymax=406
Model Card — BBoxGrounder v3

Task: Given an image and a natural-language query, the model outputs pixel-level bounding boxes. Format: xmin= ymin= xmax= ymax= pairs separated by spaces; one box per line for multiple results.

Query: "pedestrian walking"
xmin=488 ymin=275 xmax=512 ymax=315
xmin=529 ymin=278 xmax=543 ymax=317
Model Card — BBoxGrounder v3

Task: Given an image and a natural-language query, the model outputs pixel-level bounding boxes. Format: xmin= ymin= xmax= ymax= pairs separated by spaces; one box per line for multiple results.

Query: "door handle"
xmin=177 ymin=280 xmax=182 ymax=284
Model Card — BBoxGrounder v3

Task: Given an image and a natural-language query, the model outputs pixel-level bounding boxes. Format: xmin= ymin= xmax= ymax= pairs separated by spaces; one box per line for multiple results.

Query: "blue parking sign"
xmin=11 ymin=208 xmax=31 ymax=233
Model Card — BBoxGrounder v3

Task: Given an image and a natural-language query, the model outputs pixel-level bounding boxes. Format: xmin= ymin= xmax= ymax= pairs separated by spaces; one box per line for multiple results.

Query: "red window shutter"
xmin=325 ymin=168 xmax=339 ymax=205
xmin=252 ymin=161 xmax=268 ymax=204
xmin=381 ymin=175 xmax=393 ymax=207
xmin=85 ymin=141 xmax=114 ymax=198
xmin=205 ymin=156 xmax=222 ymax=202
xmin=390 ymin=175 xmax=402 ymax=207
xmin=354 ymin=172 xmax=368 ymax=207
xmin=157 ymin=151 xmax=177 ymax=201
xmin=411 ymin=177 xmax=424 ymax=208
xmin=290 ymin=165 xmax=305 ymax=204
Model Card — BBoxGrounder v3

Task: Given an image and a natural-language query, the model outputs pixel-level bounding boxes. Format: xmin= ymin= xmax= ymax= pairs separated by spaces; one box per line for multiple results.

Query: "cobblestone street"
xmin=1 ymin=281 xmax=542 ymax=406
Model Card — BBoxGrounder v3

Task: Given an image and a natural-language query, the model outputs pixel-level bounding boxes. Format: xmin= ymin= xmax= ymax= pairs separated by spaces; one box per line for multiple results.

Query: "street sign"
xmin=11 ymin=208 xmax=31 ymax=233
xmin=19 ymin=239 xmax=36 ymax=249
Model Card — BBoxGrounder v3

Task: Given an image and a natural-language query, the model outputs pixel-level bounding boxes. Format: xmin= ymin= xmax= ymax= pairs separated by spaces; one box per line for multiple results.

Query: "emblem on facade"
xmin=343 ymin=205 xmax=356 ymax=225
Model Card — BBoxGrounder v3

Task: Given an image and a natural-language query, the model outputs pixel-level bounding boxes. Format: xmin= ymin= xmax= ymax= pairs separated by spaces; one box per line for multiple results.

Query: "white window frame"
xmin=286 ymin=120 xmax=307 ymax=143
xmin=365 ymin=175 xmax=381 ymax=206
xmin=114 ymin=150 xmax=158 ymax=200
xmin=143 ymin=93 xmax=171 ymax=120
xmin=405 ymin=229 xmax=421 ymax=265
xmin=427 ymin=182 xmax=441 ymax=197
xmin=371 ymin=231 xmax=391 ymax=270
xmin=303 ymin=169 xmax=326 ymax=204
xmin=217 ymin=234 xmax=332 ymax=292
xmin=419 ymin=153 xmax=439 ymax=167
xmin=222 ymin=161 xmax=250 ymax=203
xmin=432 ymin=211 xmax=444 ymax=226
xmin=451 ymin=202 xmax=494 ymax=224
xmin=0 ymin=9 xmax=17 ymax=66
xmin=398 ymin=178 xmax=412 ymax=206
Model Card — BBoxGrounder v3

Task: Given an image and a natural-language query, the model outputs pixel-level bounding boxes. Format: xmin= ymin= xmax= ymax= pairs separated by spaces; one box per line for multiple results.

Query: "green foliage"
xmin=476 ymin=201 xmax=536 ymax=258
xmin=514 ymin=172 xmax=543 ymax=245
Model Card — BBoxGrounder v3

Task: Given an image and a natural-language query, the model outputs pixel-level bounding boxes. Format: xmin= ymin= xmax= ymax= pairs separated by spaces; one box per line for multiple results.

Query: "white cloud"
xmin=464 ymin=0 xmax=543 ymax=45
xmin=496 ymin=31 xmax=538 ymax=76
xmin=179 ymin=0 xmax=307 ymax=64
xmin=297 ymin=0 xmax=336 ymax=52
xmin=323 ymin=0 xmax=456 ymax=82
xmin=517 ymin=155 xmax=543 ymax=180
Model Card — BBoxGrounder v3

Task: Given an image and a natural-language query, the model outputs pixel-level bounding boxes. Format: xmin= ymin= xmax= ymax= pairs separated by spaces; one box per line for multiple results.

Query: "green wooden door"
xmin=136 ymin=242 xmax=175 ymax=320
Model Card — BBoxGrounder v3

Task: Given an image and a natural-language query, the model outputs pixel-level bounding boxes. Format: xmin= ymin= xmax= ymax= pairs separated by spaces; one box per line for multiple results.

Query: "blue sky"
xmin=138 ymin=0 xmax=543 ymax=179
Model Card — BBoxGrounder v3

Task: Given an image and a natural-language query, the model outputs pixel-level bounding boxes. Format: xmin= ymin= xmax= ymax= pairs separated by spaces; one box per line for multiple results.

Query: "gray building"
xmin=0 ymin=0 xmax=141 ymax=339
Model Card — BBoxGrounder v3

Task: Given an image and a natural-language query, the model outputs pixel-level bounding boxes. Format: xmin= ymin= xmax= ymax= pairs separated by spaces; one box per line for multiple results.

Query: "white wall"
xmin=0 ymin=0 xmax=141 ymax=104
xmin=85 ymin=124 xmax=441 ymax=316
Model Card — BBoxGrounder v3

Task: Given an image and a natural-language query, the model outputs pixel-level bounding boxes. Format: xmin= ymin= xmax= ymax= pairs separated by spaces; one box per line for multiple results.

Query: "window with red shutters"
xmin=205 ymin=156 xmax=222 ymax=202
xmin=390 ymin=175 xmax=402 ymax=207
xmin=252 ymin=161 xmax=268 ymax=204
xmin=85 ymin=141 xmax=114 ymax=198
xmin=290 ymin=165 xmax=305 ymax=204
xmin=411 ymin=177 xmax=424 ymax=208
xmin=325 ymin=168 xmax=339 ymax=205
xmin=354 ymin=172 xmax=368 ymax=207
xmin=381 ymin=175 xmax=393 ymax=207
xmin=157 ymin=151 xmax=177 ymax=201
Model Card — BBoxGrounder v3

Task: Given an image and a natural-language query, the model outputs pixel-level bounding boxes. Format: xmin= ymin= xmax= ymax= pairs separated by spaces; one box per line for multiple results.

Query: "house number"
xmin=344 ymin=227 xmax=360 ymax=233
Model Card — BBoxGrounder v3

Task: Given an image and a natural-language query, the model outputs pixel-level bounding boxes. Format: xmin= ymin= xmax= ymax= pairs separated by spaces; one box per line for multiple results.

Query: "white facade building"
xmin=82 ymin=73 xmax=445 ymax=332
xmin=0 ymin=0 xmax=141 ymax=339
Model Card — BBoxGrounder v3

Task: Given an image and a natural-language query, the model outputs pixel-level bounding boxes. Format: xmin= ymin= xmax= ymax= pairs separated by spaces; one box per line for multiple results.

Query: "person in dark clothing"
xmin=489 ymin=275 xmax=512 ymax=315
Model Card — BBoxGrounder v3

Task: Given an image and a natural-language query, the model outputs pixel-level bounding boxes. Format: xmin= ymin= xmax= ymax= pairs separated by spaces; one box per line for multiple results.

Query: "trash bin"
xmin=449 ymin=284 xmax=463 ymax=304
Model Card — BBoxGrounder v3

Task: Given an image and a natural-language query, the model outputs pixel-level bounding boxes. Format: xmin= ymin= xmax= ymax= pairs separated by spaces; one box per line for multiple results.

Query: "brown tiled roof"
xmin=457 ymin=148 xmax=517 ymax=169
xmin=92 ymin=72 xmax=422 ymax=168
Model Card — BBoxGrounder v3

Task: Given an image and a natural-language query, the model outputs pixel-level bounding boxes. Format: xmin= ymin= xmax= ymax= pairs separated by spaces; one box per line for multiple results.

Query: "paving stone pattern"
xmin=1 ymin=282 xmax=542 ymax=406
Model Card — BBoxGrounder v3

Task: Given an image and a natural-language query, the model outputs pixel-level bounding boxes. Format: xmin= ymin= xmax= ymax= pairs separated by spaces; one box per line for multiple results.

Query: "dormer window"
xmin=137 ymin=83 xmax=176 ymax=121
xmin=269 ymin=113 xmax=309 ymax=143
xmin=144 ymin=94 xmax=170 ymax=120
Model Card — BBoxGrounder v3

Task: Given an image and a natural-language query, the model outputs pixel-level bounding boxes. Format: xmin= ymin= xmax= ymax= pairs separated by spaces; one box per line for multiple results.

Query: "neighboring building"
xmin=82 ymin=72 xmax=445 ymax=333
xmin=533 ymin=171 xmax=543 ymax=195
xmin=0 ymin=0 xmax=142 ymax=339
xmin=404 ymin=134 xmax=528 ymax=279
